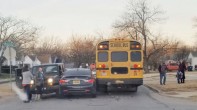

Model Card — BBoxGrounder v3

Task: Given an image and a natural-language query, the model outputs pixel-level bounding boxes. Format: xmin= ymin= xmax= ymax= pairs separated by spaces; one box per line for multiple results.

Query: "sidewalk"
xmin=144 ymin=71 xmax=197 ymax=101
xmin=0 ymin=83 xmax=15 ymax=102
xmin=0 ymin=77 xmax=16 ymax=102
xmin=0 ymin=78 xmax=15 ymax=84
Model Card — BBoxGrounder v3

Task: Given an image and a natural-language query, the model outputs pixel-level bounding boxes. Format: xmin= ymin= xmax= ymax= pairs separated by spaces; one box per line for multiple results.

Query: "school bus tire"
xmin=97 ymin=85 xmax=107 ymax=92
xmin=130 ymin=86 xmax=138 ymax=92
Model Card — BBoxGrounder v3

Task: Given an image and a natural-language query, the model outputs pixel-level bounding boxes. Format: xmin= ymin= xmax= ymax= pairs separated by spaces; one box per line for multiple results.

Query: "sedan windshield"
xmin=64 ymin=69 xmax=91 ymax=77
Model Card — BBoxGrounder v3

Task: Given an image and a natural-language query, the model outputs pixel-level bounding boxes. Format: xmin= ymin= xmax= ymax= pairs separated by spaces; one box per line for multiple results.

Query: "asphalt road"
xmin=0 ymin=86 xmax=196 ymax=110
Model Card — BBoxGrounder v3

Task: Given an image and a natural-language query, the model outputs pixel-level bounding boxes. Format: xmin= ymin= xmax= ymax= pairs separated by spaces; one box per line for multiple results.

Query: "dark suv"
xmin=30 ymin=63 xmax=64 ymax=96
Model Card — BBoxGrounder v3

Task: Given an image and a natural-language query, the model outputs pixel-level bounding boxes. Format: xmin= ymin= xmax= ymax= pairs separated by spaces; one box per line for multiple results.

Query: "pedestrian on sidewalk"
xmin=34 ymin=67 xmax=44 ymax=101
xmin=22 ymin=65 xmax=33 ymax=103
xmin=158 ymin=63 xmax=167 ymax=85
xmin=179 ymin=60 xmax=187 ymax=83
xmin=176 ymin=70 xmax=183 ymax=84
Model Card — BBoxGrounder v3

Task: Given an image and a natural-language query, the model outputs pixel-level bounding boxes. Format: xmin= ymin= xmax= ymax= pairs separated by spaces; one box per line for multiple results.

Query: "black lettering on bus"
xmin=123 ymin=43 xmax=128 ymax=47
xmin=110 ymin=43 xmax=114 ymax=47
xmin=110 ymin=43 xmax=129 ymax=47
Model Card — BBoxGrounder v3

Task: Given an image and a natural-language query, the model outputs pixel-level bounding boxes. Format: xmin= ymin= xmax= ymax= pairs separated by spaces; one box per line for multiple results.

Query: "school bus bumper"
xmin=96 ymin=78 xmax=143 ymax=86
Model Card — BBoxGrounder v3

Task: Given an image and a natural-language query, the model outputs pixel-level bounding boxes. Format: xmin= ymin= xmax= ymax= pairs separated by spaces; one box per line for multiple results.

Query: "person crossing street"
xmin=158 ymin=63 xmax=167 ymax=85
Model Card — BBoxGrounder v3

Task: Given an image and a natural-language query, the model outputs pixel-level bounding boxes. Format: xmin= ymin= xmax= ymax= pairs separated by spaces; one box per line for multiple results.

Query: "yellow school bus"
xmin=96 ymin=38 xmax=143 ymax=92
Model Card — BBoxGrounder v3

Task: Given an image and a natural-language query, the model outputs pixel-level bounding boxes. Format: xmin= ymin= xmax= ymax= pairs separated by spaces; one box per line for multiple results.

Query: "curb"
xmin=0 ymin=80 xmax=15 ymax=84
xmin=144 ymin=84 xmax=160 ymax=93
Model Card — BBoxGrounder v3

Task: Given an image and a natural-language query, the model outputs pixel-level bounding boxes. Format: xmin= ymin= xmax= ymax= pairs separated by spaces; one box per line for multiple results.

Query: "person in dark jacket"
xmin=179 ymin=60 xmax=187 ymax=83
xmin=35 ymin=67 xmax=44 ymax=100
xmin=22 ymin=65 xmax=33 ymax=103
xmin=158 ymin=63 xmax=167 ymax=85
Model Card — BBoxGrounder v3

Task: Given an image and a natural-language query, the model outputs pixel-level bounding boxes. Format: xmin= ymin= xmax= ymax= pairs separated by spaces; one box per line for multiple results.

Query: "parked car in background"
xmin=195 ymin=65 xmax=197 ymax=70
xmin=187 ymin=66 xmax=193 ymax=71
xmin=166 ymin=63 xmax=179 ymax=71
xmin=58 ymin=68 xmax=96 ymax=98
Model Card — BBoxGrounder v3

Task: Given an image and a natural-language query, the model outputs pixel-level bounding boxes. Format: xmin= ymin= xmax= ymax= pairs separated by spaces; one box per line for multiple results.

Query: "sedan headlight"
xmin=47 ymin=78 xmax=53 ymax=83
xmin=30 ymin=80 xmax=34 ymax=85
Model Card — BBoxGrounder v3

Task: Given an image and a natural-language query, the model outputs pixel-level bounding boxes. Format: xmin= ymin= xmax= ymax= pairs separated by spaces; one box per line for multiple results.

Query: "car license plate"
xmin=73 ymin=80 xmax=80 ymax=84
xmin=101 ymin=72 xmax=107 ymax=76
xmin=115 ymin=80 xmax=124 ymax=84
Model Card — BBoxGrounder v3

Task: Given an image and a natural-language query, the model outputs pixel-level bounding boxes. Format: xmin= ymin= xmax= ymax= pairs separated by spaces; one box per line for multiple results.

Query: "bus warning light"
xmin=136 ymin=45 xmax=140 ymax=48
xmin=99 ymin=45 xmax=103 ymax=49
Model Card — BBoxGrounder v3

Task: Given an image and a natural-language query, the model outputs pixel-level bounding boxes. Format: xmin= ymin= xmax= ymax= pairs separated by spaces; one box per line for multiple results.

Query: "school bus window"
xmin=111 ymin=51 xmax=128 ymax=62
xmin=111 ymin=67 xmax=128 ymax=74
xmin=98 ymin=52 xmax=108 ymax=62
xmin=131 ymin=51 xmax=141 ymax=61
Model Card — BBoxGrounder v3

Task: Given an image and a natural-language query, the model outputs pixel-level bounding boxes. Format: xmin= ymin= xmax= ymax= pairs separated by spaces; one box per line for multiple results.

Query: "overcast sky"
xmin=0 ymin=0 xmax=196 ymax=45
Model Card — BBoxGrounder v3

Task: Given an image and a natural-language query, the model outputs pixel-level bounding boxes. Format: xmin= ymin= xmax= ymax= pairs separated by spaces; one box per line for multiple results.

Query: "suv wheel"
xmin=56 ymin=88 xmax=63 ymax=98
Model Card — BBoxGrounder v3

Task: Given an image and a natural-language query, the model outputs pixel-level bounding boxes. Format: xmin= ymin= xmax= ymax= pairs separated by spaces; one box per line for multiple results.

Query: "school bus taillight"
xmin=102 ymin=64 xmax=106 ymax=68
xmin=99 ymin=64 xmax=106 ymax=68
xmin=134 ymin=64 xmax=141 ymax=68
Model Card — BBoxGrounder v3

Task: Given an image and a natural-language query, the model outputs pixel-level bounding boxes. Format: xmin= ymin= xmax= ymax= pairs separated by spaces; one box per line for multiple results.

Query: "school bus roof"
xmin=96 ymin=37 xmax=140 ymax=46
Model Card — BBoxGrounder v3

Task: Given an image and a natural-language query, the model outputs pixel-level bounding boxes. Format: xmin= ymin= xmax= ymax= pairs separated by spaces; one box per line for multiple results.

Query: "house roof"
xmin=33 ymin=63 xmax=64 ymax=67
xmin=51 ymin=56 xmax=63 ymax=63
xmin=191 ymin=52 xmax=197 ymax=57
xmin=37 ymin=54 xmax=51 ymax=64
xmin=28 ymin=55 xmax=36 ymax=61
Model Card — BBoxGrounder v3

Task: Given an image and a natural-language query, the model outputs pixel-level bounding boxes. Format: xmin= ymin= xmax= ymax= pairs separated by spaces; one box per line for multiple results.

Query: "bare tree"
xmin=173 ymin=45 xmax=191 ymax=61
xmin=193 ymin=17 xmax=197 ymax=39
xmin=69 ymin=35 xmax=96 ymax=67
xmin=34 ymin=36 xmax=67 ymax=62
xmin=114 ymin=0 xmax=164 ymax=73
xmin=35 ymin=36 xmax=59 ymax=54
xmin=0 ymin=16 xmax=39 ymax=75
xmin=148 ymin=36 xmax=180 ymax=70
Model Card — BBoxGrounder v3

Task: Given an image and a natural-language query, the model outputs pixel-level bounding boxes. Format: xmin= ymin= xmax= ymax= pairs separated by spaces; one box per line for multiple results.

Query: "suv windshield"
xmin=32 ymin=65 xmax=58 ymax=75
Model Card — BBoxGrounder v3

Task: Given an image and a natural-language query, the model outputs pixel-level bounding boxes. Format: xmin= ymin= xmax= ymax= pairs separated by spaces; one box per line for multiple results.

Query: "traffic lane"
xmin=0 ymin=86 xmax=197 ymax=110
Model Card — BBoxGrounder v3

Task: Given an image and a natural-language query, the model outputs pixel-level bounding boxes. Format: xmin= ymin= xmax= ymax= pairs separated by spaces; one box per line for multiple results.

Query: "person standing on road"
xmin=179 ymin=60 xmax=187 ymax=83
xmin=158 ymin=63 xmax=167 ymax=85
xmin=35 ymin=67 xmax=44 ymax=100
xmin=22 ymin=65 xmax=33 ymax=103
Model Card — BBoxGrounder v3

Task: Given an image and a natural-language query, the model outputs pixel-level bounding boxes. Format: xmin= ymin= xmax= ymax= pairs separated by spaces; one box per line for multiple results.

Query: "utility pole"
xmin=4 ymin=41 xmax=14 ymax=91
xmin=9 ymin=46 xmax=12 ymax=91
xmin=135 ymin=30 xmax=138 ymax=40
